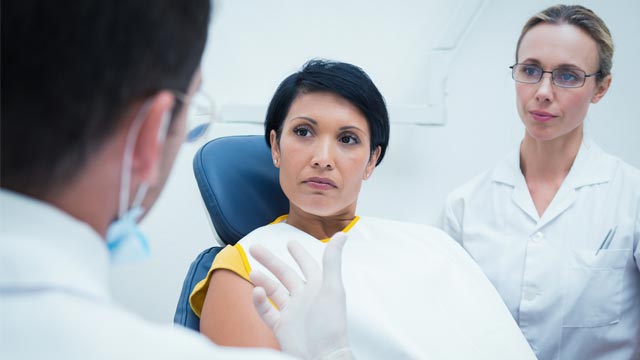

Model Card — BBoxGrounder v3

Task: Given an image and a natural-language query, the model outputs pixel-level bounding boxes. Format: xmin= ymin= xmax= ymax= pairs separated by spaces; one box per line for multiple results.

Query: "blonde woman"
xmin=439 ymin=5 xmax=640 ymax=359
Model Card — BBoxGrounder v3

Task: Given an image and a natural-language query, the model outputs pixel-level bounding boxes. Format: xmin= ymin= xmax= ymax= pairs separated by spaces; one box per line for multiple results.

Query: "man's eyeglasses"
xmin=510 ymin=63 xmax=600 ymax=88
xmin=173 ymin=89 xmax=220 ymax=143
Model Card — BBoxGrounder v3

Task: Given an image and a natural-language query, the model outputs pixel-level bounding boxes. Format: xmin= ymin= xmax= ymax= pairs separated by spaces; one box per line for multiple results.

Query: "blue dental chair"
xmin=173 ymin=135 xmax=289 ymax=331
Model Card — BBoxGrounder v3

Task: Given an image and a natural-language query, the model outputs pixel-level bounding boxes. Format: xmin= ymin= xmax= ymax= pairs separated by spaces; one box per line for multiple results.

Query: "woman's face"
xmin=515 ymin=23 xmax=610 ymax=142
xmin=271 ymin=91 xmax=380 ymax=219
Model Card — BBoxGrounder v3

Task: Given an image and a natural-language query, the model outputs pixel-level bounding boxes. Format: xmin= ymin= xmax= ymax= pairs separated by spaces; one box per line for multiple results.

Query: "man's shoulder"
xmin=129 ymin=321 xmax=287 ymax=359
xmin=1 ymin=294 xmax=289 ymax=360
xmin=106 ymin=309 xmax=290 ymax=359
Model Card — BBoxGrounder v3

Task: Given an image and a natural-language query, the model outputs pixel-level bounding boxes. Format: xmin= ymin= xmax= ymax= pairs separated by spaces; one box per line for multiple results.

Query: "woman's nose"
xmin=534 ymin=73 xmax=555 ymax=103
xmin=311 ymin=138 xmax=334 ymax=169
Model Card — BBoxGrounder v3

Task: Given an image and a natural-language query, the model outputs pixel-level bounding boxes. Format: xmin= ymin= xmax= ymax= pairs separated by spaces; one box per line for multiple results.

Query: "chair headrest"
xmin=193 ymin=135 xmax=289 ymax=245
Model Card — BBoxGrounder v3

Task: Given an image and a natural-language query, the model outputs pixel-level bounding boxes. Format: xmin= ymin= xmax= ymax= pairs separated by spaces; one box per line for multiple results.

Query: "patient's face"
xmin=271 ymin=91 xmax=378 ymax=219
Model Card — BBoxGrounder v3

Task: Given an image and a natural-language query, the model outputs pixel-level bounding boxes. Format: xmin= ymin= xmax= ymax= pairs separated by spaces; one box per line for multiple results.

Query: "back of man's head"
xmin=1 ymin=0 xmax=210 ymax=197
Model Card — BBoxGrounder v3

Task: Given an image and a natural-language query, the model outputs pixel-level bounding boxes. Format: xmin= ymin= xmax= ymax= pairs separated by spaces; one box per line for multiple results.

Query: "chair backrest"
xmin=193 ymin=135 xmax=289 ymax=245
xmin=173 ymin=246 xmax=223 ymax=331
xmin=174 ymin=135 xmax=289 ymax=330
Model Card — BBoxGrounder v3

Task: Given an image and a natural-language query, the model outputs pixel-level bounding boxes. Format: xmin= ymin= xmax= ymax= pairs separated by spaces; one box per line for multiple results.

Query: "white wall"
xmin=111 ymin=0 xmax=640 ymax=323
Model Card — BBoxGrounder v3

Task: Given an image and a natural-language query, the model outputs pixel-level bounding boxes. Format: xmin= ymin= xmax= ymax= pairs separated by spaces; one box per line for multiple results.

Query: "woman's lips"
xmin=529 ymin=110 xmax=557 ymax=122
xmin=303 ymin=177 xmax=337 ymax=190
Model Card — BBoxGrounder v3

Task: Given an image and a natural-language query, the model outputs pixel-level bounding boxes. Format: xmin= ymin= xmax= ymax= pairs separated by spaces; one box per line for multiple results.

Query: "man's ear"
xmin=132 ymin=91 xmax=175 ymax=185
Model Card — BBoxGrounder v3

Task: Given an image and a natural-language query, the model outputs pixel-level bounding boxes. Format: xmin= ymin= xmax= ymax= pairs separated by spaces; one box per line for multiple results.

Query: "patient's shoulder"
xmin=236 ymin=220 xmax=297 ymax=248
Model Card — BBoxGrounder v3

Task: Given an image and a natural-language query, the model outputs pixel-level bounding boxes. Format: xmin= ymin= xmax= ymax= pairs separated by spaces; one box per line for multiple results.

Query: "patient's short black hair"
xmin=1 ymin=0 xmax=210 ymax=196
xmin=264 ymin=59 xmax=390 ymax=166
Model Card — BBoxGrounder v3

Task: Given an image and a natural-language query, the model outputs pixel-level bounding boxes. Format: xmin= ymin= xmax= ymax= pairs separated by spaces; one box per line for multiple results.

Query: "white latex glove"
xmin=250 ymin=232 xmax=354 ymax=360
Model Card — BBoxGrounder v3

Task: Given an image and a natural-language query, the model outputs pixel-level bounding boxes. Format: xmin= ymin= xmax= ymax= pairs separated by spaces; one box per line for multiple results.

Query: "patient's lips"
xmin=303 ymin=177 xmax=337 ymax=190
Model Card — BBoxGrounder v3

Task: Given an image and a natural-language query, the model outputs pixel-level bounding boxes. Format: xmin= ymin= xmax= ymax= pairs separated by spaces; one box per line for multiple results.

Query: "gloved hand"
xmin=249 ymin=232 xmax=354 ymax=360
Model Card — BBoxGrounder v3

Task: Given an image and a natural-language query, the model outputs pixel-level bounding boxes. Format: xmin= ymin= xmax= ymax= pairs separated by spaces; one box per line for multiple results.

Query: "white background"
xmin=111 ymin=0 xmax=640 ymax=324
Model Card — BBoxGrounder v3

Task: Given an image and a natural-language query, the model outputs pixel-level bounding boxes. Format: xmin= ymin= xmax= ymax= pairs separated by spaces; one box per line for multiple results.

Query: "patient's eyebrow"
xmin=339 ymin=125 xmax=364 ymax=133
xmin=291 ymin=116 xmax=317 ymax=124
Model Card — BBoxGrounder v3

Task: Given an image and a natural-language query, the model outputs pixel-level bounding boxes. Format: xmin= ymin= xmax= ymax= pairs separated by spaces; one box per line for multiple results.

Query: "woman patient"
xmin=190 ymin=59 xmax=535 ymax=359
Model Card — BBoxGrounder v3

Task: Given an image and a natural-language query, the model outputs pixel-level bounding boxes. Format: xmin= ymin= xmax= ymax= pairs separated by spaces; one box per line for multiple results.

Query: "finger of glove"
xmin=250 ymin=244 xmax=305 ymax=293
xmin=322 ymin=232 xmax=348 ymax=288
xmin=250 ymin=269 xmax=290 ymax=310
xmin=287 ymin=240 xmax=321 ymax=285
xmin=252 ymin=286 xmax=281 ymax=329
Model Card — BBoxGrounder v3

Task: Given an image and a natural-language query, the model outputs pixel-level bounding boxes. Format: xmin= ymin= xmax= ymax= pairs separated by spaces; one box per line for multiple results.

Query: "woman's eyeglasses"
xmin=510 ymin=63 xmax=600 ymax=88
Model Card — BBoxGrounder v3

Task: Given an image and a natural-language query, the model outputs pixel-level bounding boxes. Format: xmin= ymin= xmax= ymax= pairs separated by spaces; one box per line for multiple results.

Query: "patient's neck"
xmin=286 ymin=204 xmax=356 ymax=241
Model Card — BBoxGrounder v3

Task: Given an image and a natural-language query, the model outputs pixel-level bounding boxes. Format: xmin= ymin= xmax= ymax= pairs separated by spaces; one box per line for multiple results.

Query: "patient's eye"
xmin=339 ymin=134 xmax=360 ymax=145
xmin=293 ymin=126 xmax=312 ymax=137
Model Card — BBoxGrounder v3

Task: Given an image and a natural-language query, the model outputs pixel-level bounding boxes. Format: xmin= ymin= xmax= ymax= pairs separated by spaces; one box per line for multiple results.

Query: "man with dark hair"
xmin=0 ymin=1 xmax=352 ymax=359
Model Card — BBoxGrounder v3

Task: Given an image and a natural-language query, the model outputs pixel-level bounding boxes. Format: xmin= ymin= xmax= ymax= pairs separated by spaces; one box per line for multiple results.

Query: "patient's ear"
xmin=364 ymin=146 xmax=381 ymax=180
xmin=270 ymin=130 xmax=280 ymax=168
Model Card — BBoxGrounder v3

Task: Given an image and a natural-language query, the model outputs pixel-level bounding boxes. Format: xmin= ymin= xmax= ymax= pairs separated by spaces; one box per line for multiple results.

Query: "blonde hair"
xmin=515 ymin=4 xmax=613 ymax=82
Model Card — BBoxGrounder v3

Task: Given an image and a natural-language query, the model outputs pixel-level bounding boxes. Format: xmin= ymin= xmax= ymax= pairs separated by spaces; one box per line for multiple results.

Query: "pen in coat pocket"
xmin=595 ymin=225 xmax=617 ymax=255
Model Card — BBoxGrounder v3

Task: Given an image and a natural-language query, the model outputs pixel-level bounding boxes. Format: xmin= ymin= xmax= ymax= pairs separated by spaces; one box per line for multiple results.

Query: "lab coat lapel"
xmin=512 ymin=175 xmax=540 ymax=223
xmin=493 ymin=140 xmax=612 ymax=230
xmin=535 ymin=179 xmax=577 ymax=230
xmin=535 ymin=140 xmax=610 ymax=230
xmin=492 ymin=148 xmax=540 ymax=222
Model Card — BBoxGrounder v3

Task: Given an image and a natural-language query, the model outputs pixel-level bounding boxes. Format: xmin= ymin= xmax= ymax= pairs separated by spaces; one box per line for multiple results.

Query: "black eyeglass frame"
xmin=509 ymin=63 xmax=601 ymax=88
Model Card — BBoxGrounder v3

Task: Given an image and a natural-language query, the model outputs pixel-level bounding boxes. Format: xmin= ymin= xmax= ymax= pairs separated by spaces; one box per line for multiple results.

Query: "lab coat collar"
xmin=492 ymin=139 xmax=614 ymax=187
xmin=0 ymin=189 xmax=111 ymax=303
xmin=491 ymin=139 xmax=616 ymax=226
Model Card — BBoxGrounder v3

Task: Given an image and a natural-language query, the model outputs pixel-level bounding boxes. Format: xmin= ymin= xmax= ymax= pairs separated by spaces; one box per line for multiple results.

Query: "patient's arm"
xmin=200 ymin=269 xmax=280 ymax=349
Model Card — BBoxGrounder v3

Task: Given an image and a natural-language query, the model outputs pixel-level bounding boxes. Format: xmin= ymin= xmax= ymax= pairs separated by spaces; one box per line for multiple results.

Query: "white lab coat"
xmin=438 ymin=139 xmax=640 ymax=360
xmin=0 ymin=190 xmax=291 ymax=360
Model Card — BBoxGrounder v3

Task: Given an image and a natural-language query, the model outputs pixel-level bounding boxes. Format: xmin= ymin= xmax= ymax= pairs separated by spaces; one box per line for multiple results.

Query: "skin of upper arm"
xmin=199 ymin=269 xmax=280 ymax=349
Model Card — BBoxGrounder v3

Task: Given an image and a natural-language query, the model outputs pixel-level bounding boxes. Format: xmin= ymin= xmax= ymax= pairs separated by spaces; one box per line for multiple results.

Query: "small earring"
xmin=273 ymin=159 xmax=278 ymax=166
